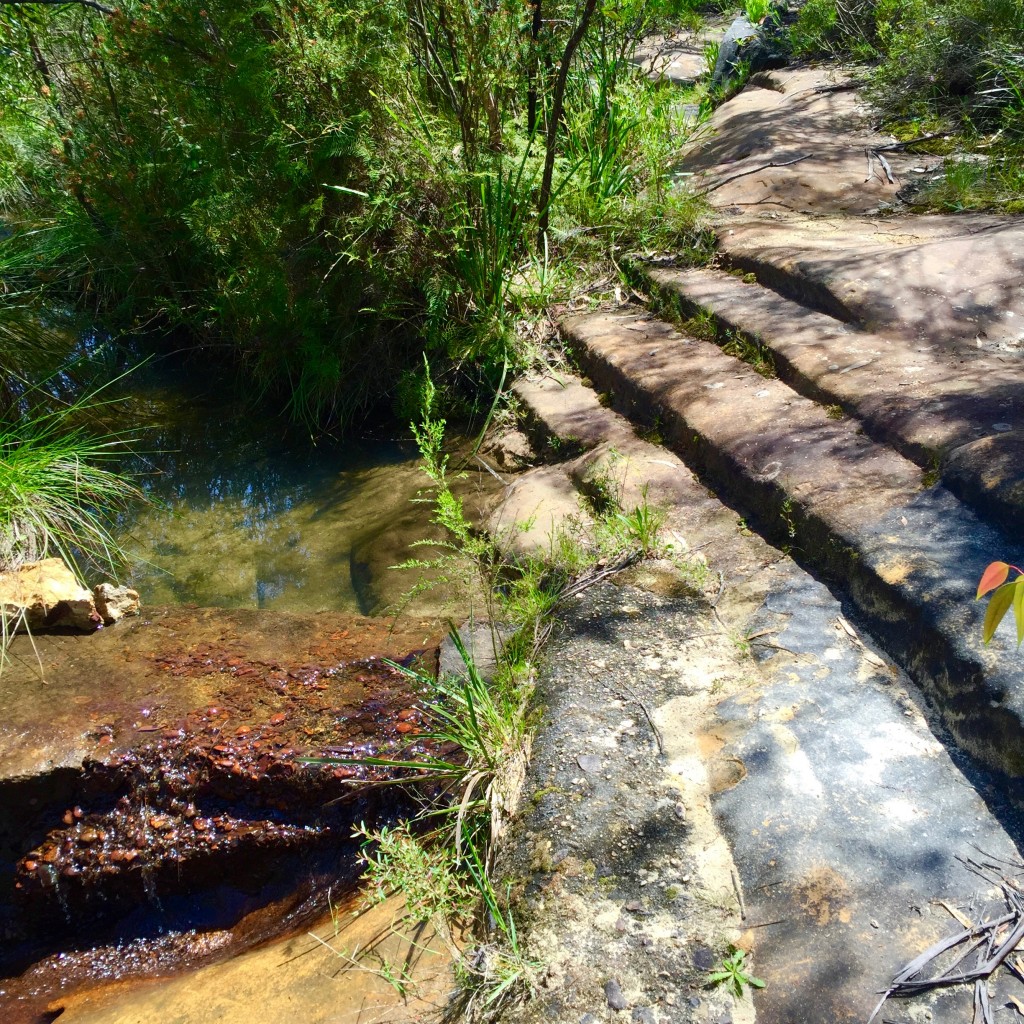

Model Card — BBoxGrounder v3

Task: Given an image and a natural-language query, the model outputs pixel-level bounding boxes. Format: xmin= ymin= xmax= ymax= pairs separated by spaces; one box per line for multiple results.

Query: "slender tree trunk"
xmin=525 ymin=0 xmax=543 ymax=134
xmin=536 ymin=0 xmax=597 ymax=243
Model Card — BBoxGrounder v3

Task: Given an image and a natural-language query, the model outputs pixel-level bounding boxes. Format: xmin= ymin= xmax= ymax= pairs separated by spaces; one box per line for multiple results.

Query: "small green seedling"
xmin=976 ymin=561 xmax=1024 ymax=645
xmin=708 ymin=948 xmax=766 ymax=999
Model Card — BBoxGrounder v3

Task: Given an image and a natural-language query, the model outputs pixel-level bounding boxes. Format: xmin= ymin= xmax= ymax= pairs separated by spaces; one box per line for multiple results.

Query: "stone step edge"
xmin=511 ymin=373 xmax=798 ymax=618
xmin=558 ymin=308 xmax=1024 ymax=788
xmin=716 ymin=241 xmax=861 ymax=324
xmin=634 ymin=260 xmax=1022 ymax=538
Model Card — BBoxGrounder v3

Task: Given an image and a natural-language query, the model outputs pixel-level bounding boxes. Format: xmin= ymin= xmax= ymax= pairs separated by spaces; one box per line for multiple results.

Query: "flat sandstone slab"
xmin=0 ymin=605 xmax=439 ymax=784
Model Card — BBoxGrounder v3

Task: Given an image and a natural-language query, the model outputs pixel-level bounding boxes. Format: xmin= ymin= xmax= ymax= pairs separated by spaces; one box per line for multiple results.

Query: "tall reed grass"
xmin=0 ymin=397 xmax=142 ymax=578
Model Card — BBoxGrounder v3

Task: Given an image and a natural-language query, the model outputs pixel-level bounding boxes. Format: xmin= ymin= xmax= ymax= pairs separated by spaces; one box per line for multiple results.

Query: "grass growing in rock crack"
xmin=310 ymin=361 xmax=669 ymax=1018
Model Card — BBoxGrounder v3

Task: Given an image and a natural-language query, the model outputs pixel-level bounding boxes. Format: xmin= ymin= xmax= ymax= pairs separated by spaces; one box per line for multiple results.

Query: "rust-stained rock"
xmin=0 ymin=558 xmax=100 ymax=633
xmin=0 ymin=605 xmax=448 ymax=940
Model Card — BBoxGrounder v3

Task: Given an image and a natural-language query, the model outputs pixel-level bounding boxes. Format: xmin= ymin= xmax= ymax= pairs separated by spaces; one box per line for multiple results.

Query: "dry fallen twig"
xmin=865 ymin=148 xmax=895 ymax=185
xmin=699 ymin=154 xmax=814 ymax=196
xmin=868 ymin=873 xmax=1024 ymax=1024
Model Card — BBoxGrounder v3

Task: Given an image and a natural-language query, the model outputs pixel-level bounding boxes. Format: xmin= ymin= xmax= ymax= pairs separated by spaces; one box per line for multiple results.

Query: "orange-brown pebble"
xmin=149 ymin=815 xmax=174 ymax=831
xmin=62 ymin=810 xmax=74 ymax=825
xmin=22 ymin=860 xmax=37 ymax=872
xmin=41 ymin=847 xmax=59 ymax=864
xmin=397 ymin=708 xmax=418 ymax=721
xmin=235 ymin=725 xmax=252 ymax=735
xmin=269 ymin=712 xmax=287 ymax=726
xmin=395 ymin=721 xmax=415 ymax=734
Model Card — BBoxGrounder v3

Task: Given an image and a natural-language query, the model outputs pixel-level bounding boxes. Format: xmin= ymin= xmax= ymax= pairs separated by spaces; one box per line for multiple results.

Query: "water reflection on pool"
xmin=116 ymin=360 xmax=496 ymax=615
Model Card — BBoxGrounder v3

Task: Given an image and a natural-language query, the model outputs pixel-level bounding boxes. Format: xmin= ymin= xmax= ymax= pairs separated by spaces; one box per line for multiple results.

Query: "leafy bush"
xmin=977 ymin=561 xmax=1024 ymax=645
xmin=0 ymin=0 xmax=709 ymax=433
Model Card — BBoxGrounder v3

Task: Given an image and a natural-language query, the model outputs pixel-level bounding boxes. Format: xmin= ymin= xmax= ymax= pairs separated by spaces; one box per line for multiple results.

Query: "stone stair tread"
xmin=514 ymin=372 xmax=785 ymax=611
xmin=646 ymin=263 xmax=1024 ymax=530
xmin=487 ymin=464 xmax=591 ymax=559
xmin=560 ymin=305 xmax=1024 ymax=780
xmin=718 ymin=213 xmax=1024 ymax=347
xmin=514 ymin=374 xmax=637 ymax=452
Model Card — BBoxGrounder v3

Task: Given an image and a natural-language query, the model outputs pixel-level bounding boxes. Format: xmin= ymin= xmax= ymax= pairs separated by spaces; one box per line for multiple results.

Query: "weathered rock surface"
xmin=0 ymin=558 xmax=100 ymax=633
xmin=489 ymin=464 xmax=592 ymax=559
xmin=681 ymin=67 xmax=906 ymax=214
xmin=93 ymin=582 xmax=141 ymax=624
xmin=0 ymin=604 xmax=447 ymax=989
xmin=710 ymin=15 xmax=788 ymax=91
xmin=562 ymin=308 xmax=1024 ymax=779
xmin=640 ymin=262 xmax=1024 ymax=530
xmin=507 ymin=371 xmax=1024 ymax=1024
xmin=632 ymin=19 xmax=728 ymax=87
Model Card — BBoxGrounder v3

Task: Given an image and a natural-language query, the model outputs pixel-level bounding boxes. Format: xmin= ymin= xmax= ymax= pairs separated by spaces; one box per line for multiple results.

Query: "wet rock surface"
xmin=50 ymin=891 xmax=457 ymax=1024
xmin=0 ymin=605 xmax=449 ymax=1021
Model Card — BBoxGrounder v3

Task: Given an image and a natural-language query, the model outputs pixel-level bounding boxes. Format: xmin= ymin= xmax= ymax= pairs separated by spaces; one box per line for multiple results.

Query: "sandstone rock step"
xmin=640 ymin=263 xmax=1024 ymax=533
xmin=559 ymin=306 xmax=1024 ymax=785
xmin=513 ymin=372 xmax=785 ymax=617
xmin=716 ymin=214 xmax=1024 ymax=346
xmin=509 ymin=373 xmax=1024 ymax=1024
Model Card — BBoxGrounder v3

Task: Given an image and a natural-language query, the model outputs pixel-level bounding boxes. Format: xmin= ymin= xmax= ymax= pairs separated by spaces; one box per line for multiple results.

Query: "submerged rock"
xmin=0 ymin=605 xmax=449 ymax=957
xmin=0 ymin=558 xmax=100 ymax=633
xmin=439 ymin=619 xmax=516 ymax=683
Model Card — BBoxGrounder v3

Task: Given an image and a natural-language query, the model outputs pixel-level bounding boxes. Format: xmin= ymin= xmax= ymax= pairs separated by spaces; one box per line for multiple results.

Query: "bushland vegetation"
xmin=0 ymin=0 xmax=710 ymax=434
xmin=791 ymin=0 xmax=1024 ymax=210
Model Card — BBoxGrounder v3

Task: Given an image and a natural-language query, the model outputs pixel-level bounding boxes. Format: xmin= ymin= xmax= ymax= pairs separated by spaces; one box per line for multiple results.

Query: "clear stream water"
xmin=0 ymin=351 xmax=497 ymax=1023
xmin=112 ymin=354 xmax=492 ymax=616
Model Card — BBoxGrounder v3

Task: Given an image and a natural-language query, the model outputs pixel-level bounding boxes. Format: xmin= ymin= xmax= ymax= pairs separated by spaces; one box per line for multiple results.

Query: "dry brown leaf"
xmin=836 ymin=615 xmax=858 ymax=639
xmin=932 ymin=899 xmax=973 ymax=928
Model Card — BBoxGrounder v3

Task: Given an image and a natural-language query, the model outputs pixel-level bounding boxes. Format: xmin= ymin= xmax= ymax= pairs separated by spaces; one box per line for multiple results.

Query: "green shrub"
xmin=0 ymin=0 xmax=710 ymax=434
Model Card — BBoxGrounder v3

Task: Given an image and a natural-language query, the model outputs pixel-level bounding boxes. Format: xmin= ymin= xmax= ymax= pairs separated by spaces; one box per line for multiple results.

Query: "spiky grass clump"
xmin=0 ymin=405 xmax=141 ymax=578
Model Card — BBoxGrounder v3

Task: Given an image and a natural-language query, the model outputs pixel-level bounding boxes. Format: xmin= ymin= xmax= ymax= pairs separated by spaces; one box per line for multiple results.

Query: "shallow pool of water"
xmin=114 ymin=358 xmax=496 ymax=615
